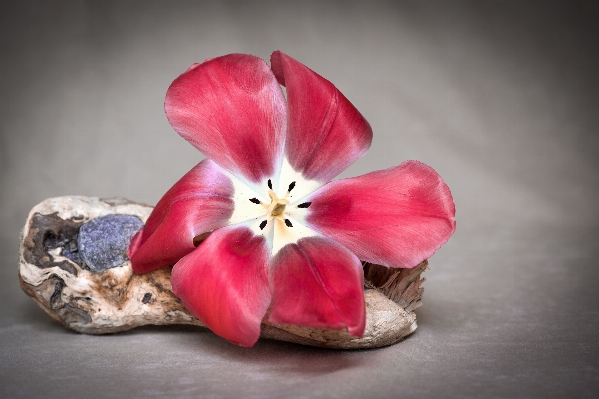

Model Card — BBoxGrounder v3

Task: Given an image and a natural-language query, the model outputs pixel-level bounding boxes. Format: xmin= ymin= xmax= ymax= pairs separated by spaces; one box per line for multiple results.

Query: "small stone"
xmin=78 ymin=215 xmax=143 ymax=273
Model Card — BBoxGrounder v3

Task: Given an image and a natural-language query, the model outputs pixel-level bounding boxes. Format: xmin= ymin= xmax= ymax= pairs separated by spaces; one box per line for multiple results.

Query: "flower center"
xmin=248 ymin=179 xmax=311 ymax=231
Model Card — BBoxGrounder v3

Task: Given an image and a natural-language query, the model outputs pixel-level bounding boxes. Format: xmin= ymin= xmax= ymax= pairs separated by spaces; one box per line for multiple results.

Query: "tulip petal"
xmin=268 ymin=236 xmax=365 ymax=337
xmin=128 ymin=159 xmax=235 ymax=274
xmin=271 ymin=50 xmax=373 ymax=193
xmin=305 ymin=161 xmax=456 ymax=269
xmin=165 ymin=54 xmax=286 ymax=186
xmin=171 ymin=226 xmax=271 ymax=347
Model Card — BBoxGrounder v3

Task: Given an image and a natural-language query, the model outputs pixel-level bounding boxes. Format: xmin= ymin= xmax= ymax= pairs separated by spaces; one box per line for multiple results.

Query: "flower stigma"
xmin=267 ymin=191 xmax=289 ymax=218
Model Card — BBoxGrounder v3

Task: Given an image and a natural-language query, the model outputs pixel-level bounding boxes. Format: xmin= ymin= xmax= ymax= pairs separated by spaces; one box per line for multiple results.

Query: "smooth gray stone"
xmin=78 ymin=214 xmax=143 ymax=272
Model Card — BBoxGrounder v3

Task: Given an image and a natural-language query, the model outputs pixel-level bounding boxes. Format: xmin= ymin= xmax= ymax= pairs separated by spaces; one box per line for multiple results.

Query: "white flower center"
xmin=248 ymin=180 xmax=311 ymax=231
xmin=223 ymin=161 xmax=322 ymax=256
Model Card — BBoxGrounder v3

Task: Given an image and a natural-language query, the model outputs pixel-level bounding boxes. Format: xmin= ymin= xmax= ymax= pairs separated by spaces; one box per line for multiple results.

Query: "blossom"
xmin=128 ymin=51 xmax=456 ymax=347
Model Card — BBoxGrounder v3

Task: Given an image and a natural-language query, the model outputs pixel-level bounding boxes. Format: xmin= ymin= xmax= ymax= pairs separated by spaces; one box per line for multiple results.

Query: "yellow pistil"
xmin=266 ymin=189 xmax=289 ymax=220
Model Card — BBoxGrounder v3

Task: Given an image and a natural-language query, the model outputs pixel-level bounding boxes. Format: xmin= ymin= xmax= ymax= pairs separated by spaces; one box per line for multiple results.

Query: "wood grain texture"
xmin=19 ymin=196 xmax=427 ymax=348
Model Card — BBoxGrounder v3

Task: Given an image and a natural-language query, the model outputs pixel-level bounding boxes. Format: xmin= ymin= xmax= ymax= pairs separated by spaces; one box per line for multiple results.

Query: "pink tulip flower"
xmin=128 ymin=51 xmax=456 ymax=347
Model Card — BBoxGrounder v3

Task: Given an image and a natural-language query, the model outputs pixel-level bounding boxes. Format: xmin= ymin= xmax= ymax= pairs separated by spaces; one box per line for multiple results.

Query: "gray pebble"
xmin=78 ymin=215 xmax=144 ymax=273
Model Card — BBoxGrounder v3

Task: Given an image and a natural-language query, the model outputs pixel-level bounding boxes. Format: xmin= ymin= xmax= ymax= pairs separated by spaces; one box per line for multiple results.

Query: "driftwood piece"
xmin=19 ymin=196 xmax=427 ymax=349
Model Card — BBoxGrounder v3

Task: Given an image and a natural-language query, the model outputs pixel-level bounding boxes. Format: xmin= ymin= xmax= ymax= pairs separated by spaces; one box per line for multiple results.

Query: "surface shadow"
xmin=120 ymin=323 xmax=373 ymax=375
xmin=10 ymin=297 xmax=71 ymax=332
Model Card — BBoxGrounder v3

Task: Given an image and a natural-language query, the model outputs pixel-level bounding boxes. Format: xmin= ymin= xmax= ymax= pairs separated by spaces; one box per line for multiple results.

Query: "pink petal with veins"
xmin=128 ymin=159 xmax=234 ymax=274
xmin=268 ymin=236 xmax=365 ymax=337
xmin=171 ymin=226 xmax=271 ymax=347
xmin=165 ymin=54 xmax=286 ymax=184
xmin=270 ymin=51 xmax=372 ymax=183
xmin=305 ymin=160 xmax=456 ymax=269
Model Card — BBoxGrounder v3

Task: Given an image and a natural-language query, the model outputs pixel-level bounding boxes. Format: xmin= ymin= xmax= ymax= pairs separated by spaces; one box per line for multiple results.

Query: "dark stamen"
xmin=288 ymin=181 xmax=296 ymax=192
xmin=297 ymin=202 xmax=312 ymax=208
xmin=249 ymin=198 xmax=261 ymax=204
xmin=267 ymin=179 xmax=273 ymax=190
xmin=284 ymin=219 xmax=293 ymax=227
xmin=259 ymin=220 xmax=267 ymax=230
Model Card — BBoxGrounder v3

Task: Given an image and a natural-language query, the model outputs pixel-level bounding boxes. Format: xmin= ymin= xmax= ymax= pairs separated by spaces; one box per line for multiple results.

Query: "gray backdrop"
xmin=1 ymin=1 xmax=598 ymax=398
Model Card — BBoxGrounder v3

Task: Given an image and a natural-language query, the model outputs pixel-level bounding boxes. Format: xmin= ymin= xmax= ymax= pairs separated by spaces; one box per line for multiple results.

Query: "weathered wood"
xmin=19 ymin=196 xmax=427 ymax=349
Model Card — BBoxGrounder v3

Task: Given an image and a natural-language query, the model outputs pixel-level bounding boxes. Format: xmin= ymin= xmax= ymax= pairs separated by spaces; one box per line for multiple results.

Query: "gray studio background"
xmin=1 ymin=1 xmax=598 ymax=398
